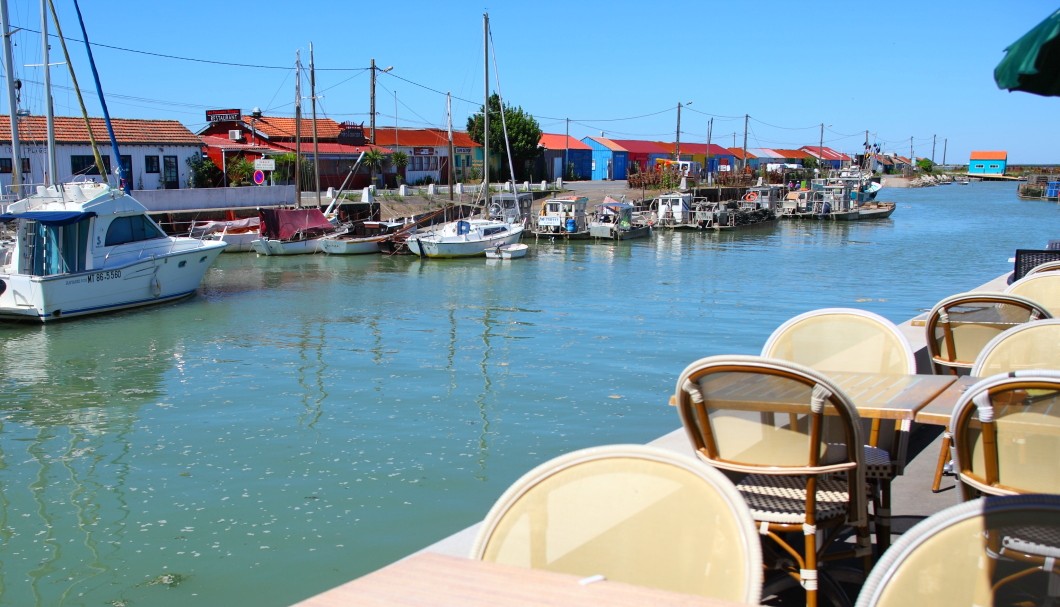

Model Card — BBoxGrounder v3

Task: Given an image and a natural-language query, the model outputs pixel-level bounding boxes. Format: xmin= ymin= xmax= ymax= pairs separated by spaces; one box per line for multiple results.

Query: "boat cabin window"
xmin=105 ymin=215 xmax=166 ymax=246
xmin=26 ymin=217 xmax=92 ymax=276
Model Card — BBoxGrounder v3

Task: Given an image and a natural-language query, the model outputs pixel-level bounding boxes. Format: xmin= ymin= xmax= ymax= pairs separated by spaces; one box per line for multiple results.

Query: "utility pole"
xmin=910 ymin=136 xmax=914 ymax=165
xmin=741 ymin=114 xmax=749 ymax=173
xmin=705 ymin=117 xmax=713 ymax=183
xmin=370 ymin=58 xmax=377 ymax=144
xmin=564 ymin=117 xmax=569 ymax=181
xmin=943 ymin=138 xmax=948 ymax=166
xmin=675 ymin=102 xmax=682 ymax=159
xmin=931 ymin=134 xmax=936 ymax=164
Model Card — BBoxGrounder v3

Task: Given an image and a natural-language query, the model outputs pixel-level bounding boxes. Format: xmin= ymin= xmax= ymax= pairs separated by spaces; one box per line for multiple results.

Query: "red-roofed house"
xmin=608 ymin=139 xmax=671 ymax=175
xmin=799 ymin=146 xmax=851 ymax=170
xmin=727 ymin=148 xmax=756 ymax=173
xmin=372 ymin=127 xmax=482 ymax=185
xmin=0 ymin=115 xmax=203 ymax=190
xmin=660 ymin=142 xmax=736 ymax=176
xmin=537 ymin=133 xmax=592 ymax=180
xmin=200 ymin=114 xmax=392 ymax=189
xmin=969 ymin=150 xmax=1008 ymax=175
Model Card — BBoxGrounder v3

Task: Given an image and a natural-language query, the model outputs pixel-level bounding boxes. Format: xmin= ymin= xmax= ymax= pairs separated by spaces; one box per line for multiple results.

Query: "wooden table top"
xmin=291 ymin=552 xmax=750 ymax=607
xmin=670 ymin=372 xmax=958 ymax=421
xmin=913 ymin=376 xmax=981 ymax=426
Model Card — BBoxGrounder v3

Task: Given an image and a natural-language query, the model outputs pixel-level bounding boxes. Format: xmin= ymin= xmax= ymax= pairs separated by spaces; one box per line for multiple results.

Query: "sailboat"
xmin=0 ymin=0 xmax=226 ymax=321
xmin=405 ymin=13 xmax=525 ymax=259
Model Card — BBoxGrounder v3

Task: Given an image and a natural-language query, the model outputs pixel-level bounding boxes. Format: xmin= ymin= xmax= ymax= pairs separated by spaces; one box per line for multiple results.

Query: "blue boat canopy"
xmin=0 ymin=211 xmax=97 ymax=226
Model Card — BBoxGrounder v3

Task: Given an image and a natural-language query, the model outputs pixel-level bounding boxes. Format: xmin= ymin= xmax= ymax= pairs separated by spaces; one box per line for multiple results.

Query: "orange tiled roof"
xmin=728 ymin=148 xmax=757 ymax=160
xmin=247 ymin=115 xmax=343 ymax=140
xmin=372 ymin=127 xmax=481 ymax=149
xmin=539 ymin=133 xmax=591 ymax=151
xmin=969 ymin=150 xmax=1007 ymax=160
xmin=0 ymin=115 xmax=201 ymax=145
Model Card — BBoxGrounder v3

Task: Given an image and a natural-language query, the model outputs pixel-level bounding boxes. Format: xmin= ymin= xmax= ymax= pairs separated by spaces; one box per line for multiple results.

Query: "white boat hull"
xmin=252 ymin=238 xmax=322 ymax=256
xmin=0 ymin=239 xmax=226 ymax=322
xmin=406 ymin=222 xmax=523 ymax=259
xmin=485 ymin=243 xmax=528 ymax=259
xmin=319 ymin=236 xmax=385 ymax=255
xmin=206 ymin=232 xmax=258 ymax=253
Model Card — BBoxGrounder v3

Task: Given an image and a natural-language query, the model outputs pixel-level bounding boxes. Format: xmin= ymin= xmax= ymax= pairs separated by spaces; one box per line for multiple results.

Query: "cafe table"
xmin=913 ymin=375 xmax=981 ymax=427
xmin=291 ymin=552 xmax=750 ymax=607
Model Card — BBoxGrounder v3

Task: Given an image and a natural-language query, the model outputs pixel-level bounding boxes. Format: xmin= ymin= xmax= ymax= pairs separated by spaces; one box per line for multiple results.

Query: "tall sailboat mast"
xmin=1 ymin=0 xmax=21 ymax=195
xmin=294 ymin=50 xmax=302 ymax=207
xmin=40 ymin=0 xmax=56 ymax=185
xmin=310 ymin=42 xmax=320 ymax=208
xmin=482 ymin=12 xmax=488 ymax=198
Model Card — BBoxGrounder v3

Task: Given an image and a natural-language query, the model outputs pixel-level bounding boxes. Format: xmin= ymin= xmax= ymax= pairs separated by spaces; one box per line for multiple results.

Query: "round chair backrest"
xmin=1004 ymin=271 xmax=1060 ymax=316
xmin=925 ymin=292 xmax=1051 ymax=373
xmin=972 ymin=319 xmax=1060 ymax=377
xmin=762 ymin=307 xmax=915 ymax=375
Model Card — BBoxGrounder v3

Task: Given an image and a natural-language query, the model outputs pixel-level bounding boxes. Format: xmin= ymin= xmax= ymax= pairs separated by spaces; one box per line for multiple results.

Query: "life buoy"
xmin=743 ymin=192 xmax=759 ymax=202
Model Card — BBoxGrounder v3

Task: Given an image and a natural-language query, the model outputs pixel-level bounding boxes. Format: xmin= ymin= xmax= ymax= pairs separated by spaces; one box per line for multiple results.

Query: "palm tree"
xmin=362 ymin=149 xmax=386 ymax=188
xmin=391 ymin=151 xmax=409 ymax=185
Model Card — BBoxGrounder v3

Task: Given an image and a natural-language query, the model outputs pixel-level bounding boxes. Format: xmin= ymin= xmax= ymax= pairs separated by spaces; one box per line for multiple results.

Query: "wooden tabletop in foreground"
xmin=291 ymin=552 xmax=750 ymax=607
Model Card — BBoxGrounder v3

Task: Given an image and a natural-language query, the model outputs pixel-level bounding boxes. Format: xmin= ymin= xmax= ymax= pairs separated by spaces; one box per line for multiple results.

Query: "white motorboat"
xmin=588 ymin=198 xmax=651 ymax=240
xmin=485 ymin=243 xmax=528 ymax=259
xmin=0 ymin=181 xmax=227 ymax=322
xmin=192 ymin=217 xmax=260 ymax=253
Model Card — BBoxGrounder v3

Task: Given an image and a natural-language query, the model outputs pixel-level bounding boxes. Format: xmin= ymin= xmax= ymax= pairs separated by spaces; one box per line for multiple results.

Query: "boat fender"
xmin=0 ymin=279 xmax=5 ymax=296
xmin=150 ymin=276 xmax=162 ymax=297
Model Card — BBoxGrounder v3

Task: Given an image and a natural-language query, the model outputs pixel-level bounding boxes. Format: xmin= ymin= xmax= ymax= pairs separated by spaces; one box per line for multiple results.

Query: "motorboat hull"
xmin=485 ymin=243 xmax=528 ymax=259
xmin=319 ymin=235 xmax=385 ymax=255
xmin=406 ymin=221 xmax=523 ymax=259
xmin=251 ymin=238 xmax=322 ymax=256
xmin=0 ymin=240 xmax=226 ymax=322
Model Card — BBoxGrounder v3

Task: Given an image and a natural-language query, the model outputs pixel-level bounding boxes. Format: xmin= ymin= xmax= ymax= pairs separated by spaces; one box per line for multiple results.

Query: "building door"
xmin=162 ymin=156 xmax=179 ymax=189
xmin=552 ymin=157 xmax=562 ymax=181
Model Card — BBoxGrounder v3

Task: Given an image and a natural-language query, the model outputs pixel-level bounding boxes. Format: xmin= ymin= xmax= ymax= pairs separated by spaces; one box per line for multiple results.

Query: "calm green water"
xmin=0 ymin=181 xmax=1055 ymax=606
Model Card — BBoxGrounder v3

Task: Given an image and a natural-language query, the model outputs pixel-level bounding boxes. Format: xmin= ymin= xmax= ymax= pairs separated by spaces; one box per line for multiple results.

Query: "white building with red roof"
xmin=0 ymin=115 xmax=203 ymax=191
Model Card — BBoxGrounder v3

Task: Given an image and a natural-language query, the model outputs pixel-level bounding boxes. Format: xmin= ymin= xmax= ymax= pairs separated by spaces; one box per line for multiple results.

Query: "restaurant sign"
xmin=206 ymin=109 xmax=241 ymax=122
xmin=413 ymin=147 xmax=434 ymax=156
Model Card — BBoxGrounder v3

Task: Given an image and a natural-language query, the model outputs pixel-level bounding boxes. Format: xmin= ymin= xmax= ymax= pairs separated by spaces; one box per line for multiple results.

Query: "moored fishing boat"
xmin=588 ymin=198 xmax=651 ymax=240
xmin=531 ymin=195 xmax=591 ymax=240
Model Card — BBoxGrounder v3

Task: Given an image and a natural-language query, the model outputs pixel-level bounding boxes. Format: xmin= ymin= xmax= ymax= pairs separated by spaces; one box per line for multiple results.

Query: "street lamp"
xmin=675 ymin=101 xmax=692 ymax=158
xmin=251 ymin=106 xmax=261 ymax=146
xmin=369 ymin=59 xmax=393 ymax=144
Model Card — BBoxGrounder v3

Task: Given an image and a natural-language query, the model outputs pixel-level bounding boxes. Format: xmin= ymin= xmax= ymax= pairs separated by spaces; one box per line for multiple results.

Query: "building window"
xmin=72 ymin=155 xmax=109 ymax=176
xmin=0 ymin=158 xmax=11 ymax=173
xmin=146 ymin=156 xmax=160 ymax=173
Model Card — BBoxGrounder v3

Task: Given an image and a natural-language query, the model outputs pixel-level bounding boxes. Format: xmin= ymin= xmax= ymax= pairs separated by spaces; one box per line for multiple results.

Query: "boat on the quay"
xmin=530 ymin=195 xmax=591 ymax=240
xmin=589 ymin=198 xmax=651 ymax=240
xmin=251 ymin=207 xmax=340 ymax=256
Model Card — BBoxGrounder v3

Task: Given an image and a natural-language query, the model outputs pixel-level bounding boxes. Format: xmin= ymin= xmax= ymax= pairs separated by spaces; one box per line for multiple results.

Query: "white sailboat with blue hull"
xmin=0 ymin=0 xmax=225 ymax=322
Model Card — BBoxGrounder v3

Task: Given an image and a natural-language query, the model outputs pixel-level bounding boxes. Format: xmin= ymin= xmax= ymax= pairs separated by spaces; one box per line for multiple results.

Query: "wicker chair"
xmin=761 ymin=308 xmax=915 ymax=553
xmin=1004 ymin=271 xmax=1060 ymax=316
xmin=1012 ymin=248 xmax=1060 ymax=282
xmin=923 ymin=293 xmax=1052 ymax=492
xmin=855 ymin=495 xmax=1060 ymax=607
xmin=949 ymin=370 xmax=1060 ymax=500
xmin=675 ymin=355 xmax=870 ymax=607
xmin=470 ymin=444 xmax=763 ymax=604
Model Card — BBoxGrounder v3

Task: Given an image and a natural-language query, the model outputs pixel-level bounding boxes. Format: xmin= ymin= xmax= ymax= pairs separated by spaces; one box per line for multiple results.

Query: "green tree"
xmin=273 ymin=153 xmax=298 ymax=185
xmin=186 ymin=154 xmax=223 ymax=188
xmin=916 ymin=158 xmax=935 ymax=173
xmin=227 ymin=156 xmax=254 ymax=186
xmin=466 ymin=93 xmax=542 ymax=182
xmin=362 ymin=149 xmax=386 ymax=187
xmin=391 ymin=151 xmax=409 ymax=185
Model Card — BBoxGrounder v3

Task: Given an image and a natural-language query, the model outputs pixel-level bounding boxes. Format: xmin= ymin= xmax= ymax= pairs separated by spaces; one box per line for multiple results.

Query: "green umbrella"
xmin=994 ymin=9 xmax=1060 ymax=97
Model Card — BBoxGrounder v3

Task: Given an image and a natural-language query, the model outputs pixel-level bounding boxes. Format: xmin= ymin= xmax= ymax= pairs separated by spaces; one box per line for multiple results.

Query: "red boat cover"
xmin=258 ymin=208 xmax=335 ymax=240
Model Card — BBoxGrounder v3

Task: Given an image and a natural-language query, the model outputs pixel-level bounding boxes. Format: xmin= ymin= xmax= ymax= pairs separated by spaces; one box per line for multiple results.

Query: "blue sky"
xmin=6 ymin=1 xmax=1058 ymax=164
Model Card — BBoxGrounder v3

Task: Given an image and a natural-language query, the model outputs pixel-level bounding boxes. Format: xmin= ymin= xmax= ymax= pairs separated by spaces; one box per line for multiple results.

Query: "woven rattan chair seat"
xmin=737 ymin=473 xmax=850 ymax=524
